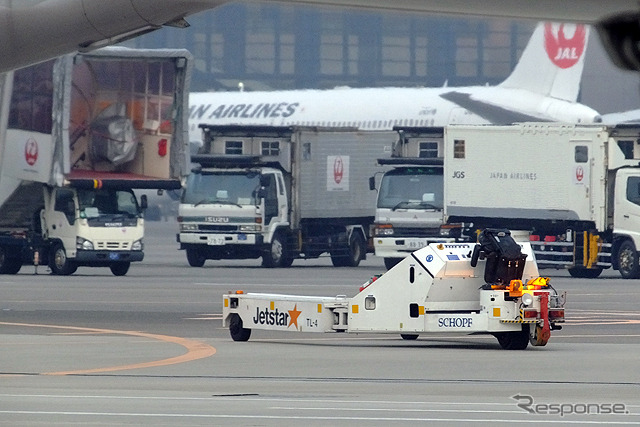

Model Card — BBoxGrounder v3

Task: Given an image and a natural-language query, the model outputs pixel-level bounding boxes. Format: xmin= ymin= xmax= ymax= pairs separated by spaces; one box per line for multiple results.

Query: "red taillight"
xmin=544 ymin=235 xmax=556 ymax=242
xmin=523 ymin=309 xmax=539 ymax=318
xmin=158 ymin=139 xmax=168 ymax=157
xmin=549 ymin=308 xmax=564 ymax=319
xmin=529 ymin=235 xmax=540 ymax=241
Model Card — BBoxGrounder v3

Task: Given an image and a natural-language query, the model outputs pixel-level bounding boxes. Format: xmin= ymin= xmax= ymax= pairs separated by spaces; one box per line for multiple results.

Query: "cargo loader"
xmin=222 ymin=229 xmax=565 ymax=350
xmin=0 ymin=47 xmax=192 ymax=275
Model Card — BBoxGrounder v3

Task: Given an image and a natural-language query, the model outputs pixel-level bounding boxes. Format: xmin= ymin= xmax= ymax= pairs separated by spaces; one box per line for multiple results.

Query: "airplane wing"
xmin=0 ymin=0 xmax=220 ymax=73
xmin=600 ymin=109 xmax=640 ymax=124
xmin=439 ymin=91 xmax=543 ymax=124
xmin=274 ymin=0 xmax=636 ymax=24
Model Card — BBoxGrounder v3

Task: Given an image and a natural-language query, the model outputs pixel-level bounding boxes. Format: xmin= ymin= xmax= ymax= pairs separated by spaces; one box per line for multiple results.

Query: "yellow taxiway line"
xmin=0 ymin=321 xmax=216 ymax=376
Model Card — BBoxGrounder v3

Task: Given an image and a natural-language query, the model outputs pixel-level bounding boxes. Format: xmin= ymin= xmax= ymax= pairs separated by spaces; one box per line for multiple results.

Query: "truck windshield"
xmin=182 ymin=171 xmax=261 ymax=207
xmin=78 ymin=189 xmax=140 ymax=218
xmin=377 ymin=167 xmax=443 ymax=210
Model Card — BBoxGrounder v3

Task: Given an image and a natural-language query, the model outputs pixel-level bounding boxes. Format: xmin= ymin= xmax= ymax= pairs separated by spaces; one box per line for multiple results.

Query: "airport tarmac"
xmin=0 ymin=220 xmax=639 ymax=425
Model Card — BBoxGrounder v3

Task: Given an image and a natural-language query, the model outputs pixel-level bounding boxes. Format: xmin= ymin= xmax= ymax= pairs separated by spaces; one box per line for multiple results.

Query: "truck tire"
xmin=568 ymin=267 xmax=603 ymax=278
xmin=228 ymin=313 xmax=251 ymax=341
xmin=617 ymin=240 xmax=640 ymax=279
xmin=262 ymin=231 xmax=292 ymax=268
xmin=110 ymin=262 xmax=130 ymax=276
xmin=0 ymin=247 xmax=22 ymax=275
xmin=332 ymin=232 xmax=365 ymax=267
xmin=384 ymin=257 xmax=402 ymax=270
xmin=494 ymin=325 xmax=529 ymax=350
xmin=186 ymin=247 xmax=206 ymax=267
xmin=401 ymin=334 xmax=419 ymax=340
xmin=50 ymin=243 xmax=77 ymax=276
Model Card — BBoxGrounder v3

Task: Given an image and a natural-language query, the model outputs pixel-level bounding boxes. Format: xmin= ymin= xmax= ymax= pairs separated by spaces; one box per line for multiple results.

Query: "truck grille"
xmin=95 ymin=241 xmax=130 ymax=250
xmin=199 ymin=224 xmax=238 ymax=232
xmin=392 ymin=227 xmax=441 ymax=238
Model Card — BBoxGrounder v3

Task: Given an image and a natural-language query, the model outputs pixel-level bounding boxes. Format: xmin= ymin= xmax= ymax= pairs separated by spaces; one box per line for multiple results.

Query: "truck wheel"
xmin=228 ymin=314 xmax=251 ymax=341
xmin=617 ymin=240 xmax=640 ymax=279
xmin=401 ymin=334 xmax=419 ymax=340
xmin=110 ymin=262 xmax=130 ymax=276
xmin=263 ymin=231 xmax=292 ymax=268
xmin=50 ymin=243 xmax=77 ymax=276
xmin=332 ymin=232 xmax=365 ymax=267
xmin=568 ymin=267 xmax=603 ymax=278
xmin=186 ymin=247 xmax=206 ymax=267
xmin=346 ymin=232 xmax=365 ymax=267
xmin=0 ymin=247 xmax=21 ymax=274
xmin=384 ymin=257 xmax=402 ymax=270
xmin=494 ymin=325 xmax=529 ymax=350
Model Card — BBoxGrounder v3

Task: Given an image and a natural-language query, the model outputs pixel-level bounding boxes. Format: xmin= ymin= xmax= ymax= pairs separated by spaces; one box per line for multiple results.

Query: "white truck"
xmin=371 ymin=127 xmax=459 ymax=270
xmin=0 ymin=47 xmax=192 ymax=275
xmin=178 ymin=125 xmax=394 ymax=267
xmin=444 ymin=122 xmax=640 ymax=279
xmin=222 ymin=228 xmax=566 ymax=350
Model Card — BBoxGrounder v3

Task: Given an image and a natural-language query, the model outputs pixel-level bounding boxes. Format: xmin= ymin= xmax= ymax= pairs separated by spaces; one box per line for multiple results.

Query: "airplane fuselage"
xmin=188 ymin=86 xmax=600 ymax=142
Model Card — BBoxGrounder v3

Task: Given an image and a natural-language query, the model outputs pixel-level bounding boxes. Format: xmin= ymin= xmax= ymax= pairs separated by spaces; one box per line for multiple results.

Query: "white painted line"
xmin=0 ymin=410 xmax=637 ymax=423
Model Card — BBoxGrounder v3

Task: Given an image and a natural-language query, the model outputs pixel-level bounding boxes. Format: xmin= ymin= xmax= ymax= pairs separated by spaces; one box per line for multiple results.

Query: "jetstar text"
xmin=253 ymin=307 xmax=289 ymax=326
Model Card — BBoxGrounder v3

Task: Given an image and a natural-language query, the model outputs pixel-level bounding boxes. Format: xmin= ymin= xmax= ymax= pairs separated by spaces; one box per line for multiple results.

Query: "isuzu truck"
xmin=178 ymin=125 xmax=393 ymax=267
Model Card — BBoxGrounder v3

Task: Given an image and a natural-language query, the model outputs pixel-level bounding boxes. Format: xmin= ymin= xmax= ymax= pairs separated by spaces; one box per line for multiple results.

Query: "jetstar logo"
xmin=190 ymin=102 xmax=300 ymax=121
xmin=252 ymin=304 xmax=302 ymax=329
xmin=544 ymin=23 xmax=586 ymax=69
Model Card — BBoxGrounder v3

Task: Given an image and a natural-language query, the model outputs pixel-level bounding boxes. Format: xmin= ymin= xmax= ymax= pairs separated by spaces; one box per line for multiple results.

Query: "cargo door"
xmin=613 ymin=169 xmax=640 ymax=245
xmin=2 ymin=60 xmax=57 ymax=185
xmin=571 ymin=142 xmax=591 ymax=205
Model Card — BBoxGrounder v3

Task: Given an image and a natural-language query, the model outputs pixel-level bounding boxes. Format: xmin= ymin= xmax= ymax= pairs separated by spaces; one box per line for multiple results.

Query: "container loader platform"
xmin=222 ymin=229 xmax=565 ymax=349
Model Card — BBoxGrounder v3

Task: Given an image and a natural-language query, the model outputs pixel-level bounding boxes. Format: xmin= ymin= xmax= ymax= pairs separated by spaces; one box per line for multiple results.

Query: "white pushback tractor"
xmin=223 ymin=228 xmax=565 ymax=350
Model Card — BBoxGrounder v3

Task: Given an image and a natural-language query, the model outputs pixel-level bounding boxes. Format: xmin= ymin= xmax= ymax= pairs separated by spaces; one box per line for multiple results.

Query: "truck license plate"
xmin=207 ymin=236 xmax=226 ymax=245
xmin=109 ymin=252 xmax=120 ymax=260
xmin=408 ymin=240 xmax=427 ymax=249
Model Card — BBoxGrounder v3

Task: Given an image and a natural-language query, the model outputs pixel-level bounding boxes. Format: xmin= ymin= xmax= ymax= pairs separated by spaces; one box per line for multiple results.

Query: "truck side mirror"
xmin=369 ymin=176 xmax=376 ymax=191
xmin=140 ymin=194 xmax=148 ymax=210
xmin=257 ymin=187 xmax=267 ymax=200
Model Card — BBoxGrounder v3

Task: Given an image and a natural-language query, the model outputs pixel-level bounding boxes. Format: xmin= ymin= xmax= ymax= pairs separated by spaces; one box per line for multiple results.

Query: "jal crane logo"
xmin=24 ymin=138 xmax=38 ymax=166
xmin=544 ymin=23 xmax=586 ymax=69
xmin=333 ymin=156 xmax=344 ymax=184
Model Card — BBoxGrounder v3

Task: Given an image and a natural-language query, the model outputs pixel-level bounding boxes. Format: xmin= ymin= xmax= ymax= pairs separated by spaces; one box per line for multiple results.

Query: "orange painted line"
xmin=0 ymin=322 xmax=216 ymax=376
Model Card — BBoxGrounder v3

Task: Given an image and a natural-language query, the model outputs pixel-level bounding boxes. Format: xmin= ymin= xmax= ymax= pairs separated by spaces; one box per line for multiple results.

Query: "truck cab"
xmin=42 ymin=187 xmax=146 ymax=275
xmin=372 ymin=128 xmax=455 ymax=269
xmin=178 ymin=163 xmax=289 ymax=267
